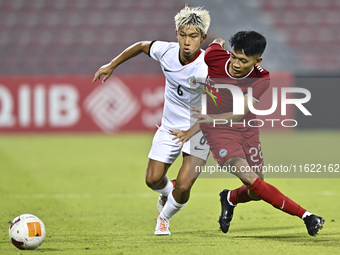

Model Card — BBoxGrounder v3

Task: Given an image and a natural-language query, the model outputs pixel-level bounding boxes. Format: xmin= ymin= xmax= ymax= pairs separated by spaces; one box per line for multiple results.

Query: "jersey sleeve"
xmin=204 ymin=43 xmax=227 ymax=69
xmin=148 ymin=41 xmax=169 ymax=62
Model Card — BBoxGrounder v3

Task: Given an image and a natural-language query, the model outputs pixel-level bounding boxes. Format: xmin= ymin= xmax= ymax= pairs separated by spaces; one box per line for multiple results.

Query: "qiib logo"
xmin=191 ymin=78 xmax=312 ymax=128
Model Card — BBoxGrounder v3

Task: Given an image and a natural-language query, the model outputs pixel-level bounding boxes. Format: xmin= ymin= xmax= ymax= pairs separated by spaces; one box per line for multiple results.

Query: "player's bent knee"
xmin=240 ymin=177 xmax=257 ymax=187
xmin=145 ymin=175 xmax=161 ymax=189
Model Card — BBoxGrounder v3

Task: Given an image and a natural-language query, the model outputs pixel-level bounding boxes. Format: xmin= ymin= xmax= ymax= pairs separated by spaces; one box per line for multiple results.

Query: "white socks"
xmin=227 ymin=189 xmax=236 ymax=207
xmin=302 ymin=211 xmax=312 ymax=219
xmin=154 ymin=176 xmax=173 ymax=196
xmin=159 ymin=191 xmax=187 ymax=220
xmin=153 ymin=176 xmax=186 ymax=220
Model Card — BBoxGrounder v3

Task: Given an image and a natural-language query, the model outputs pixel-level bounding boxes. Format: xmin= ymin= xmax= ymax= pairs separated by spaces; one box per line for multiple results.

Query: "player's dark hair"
xmin=229 ymin=31 xmax=266 ymax=56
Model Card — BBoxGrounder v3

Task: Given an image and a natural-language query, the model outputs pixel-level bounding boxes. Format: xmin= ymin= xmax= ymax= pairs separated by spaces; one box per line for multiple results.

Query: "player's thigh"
xmin=147 ymin=129 xmax=182 ymax=180
xmin=222 ymin=157 xmax=259 ymax=185
xmin=181 ymin=131 xmax=210 ymax=163
xmin=148 ymin=129 xmax=182 ymax=164
xmin=205 ymin=131 xmax=244 ymax=167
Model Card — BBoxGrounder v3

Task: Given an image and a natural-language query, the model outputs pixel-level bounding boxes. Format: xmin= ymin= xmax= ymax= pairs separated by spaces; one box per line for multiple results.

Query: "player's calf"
xmin=171 ymin=180 xmax=194 ymax=204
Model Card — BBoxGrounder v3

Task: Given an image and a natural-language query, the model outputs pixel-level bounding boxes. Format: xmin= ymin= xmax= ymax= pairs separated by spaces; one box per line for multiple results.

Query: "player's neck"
xmin=179 ymin=49 xmax=201 ymax=65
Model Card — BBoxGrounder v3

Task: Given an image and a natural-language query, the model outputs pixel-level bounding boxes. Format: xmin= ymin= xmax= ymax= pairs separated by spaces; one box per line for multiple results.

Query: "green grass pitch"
xmin=0 ymin=131 xmax=339 ymax=254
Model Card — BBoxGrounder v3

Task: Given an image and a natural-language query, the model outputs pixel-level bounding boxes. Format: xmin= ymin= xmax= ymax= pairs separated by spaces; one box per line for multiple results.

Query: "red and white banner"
xmin=0 ymin=73 xmax=293 ymax=133
xmin=0 ymin=75 xmax=165 ymax=133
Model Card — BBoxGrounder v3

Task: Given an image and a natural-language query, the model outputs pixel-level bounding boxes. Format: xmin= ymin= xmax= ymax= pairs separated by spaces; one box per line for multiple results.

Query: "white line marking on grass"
xmin=1 ymin=194 xmax=92 ymax=199
xmin=1 ymin=191 xmax=337 ymax=199
xmin=2 ymin=193 xmax=220 ymax=199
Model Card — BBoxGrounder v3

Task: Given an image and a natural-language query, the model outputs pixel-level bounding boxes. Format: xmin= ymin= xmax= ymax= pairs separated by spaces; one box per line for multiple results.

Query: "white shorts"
xmin=148 ymin=128 xmax=210 ymax=164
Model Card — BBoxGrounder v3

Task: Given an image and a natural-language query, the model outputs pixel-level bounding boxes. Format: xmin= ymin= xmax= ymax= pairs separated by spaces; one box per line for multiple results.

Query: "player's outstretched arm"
xmin=92 ymin=41 xmax=152 ymax=83
xmin=212 ymin=38 xmax=225 ymax=49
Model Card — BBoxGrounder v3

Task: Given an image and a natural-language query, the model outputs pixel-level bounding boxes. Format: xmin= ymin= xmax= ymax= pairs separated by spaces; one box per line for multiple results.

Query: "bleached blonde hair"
xmin=174 ymin=5 xmax=211 ymax=36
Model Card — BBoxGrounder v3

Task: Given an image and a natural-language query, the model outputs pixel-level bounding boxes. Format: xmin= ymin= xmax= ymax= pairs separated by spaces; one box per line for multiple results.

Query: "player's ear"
xmin=201 ymin=34 xmax=207 ymax=43
xmin=254 ymin=56 xmax=263 ymax=66
xmin=176 ymin=30 xmax=179 ymax=39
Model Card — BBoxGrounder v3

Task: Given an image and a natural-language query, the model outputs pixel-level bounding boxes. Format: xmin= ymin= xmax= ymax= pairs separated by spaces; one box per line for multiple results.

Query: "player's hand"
xmin=170 ymin=129 xmax=190 ymax=149
xmin=92 ymin=63 xmax=114 ymax=83
xmin=191 ymin=106 xmax=214 ymax=124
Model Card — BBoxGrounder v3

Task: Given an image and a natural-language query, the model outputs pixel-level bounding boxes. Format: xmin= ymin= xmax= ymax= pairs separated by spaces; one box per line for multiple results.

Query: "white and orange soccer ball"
xmin=9 ymin=214 xmax=46 ymax=250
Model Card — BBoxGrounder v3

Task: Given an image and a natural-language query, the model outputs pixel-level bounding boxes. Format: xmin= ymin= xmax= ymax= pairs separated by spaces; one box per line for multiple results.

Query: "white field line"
xmin=1 ymin=190 xmax=337 ymax=199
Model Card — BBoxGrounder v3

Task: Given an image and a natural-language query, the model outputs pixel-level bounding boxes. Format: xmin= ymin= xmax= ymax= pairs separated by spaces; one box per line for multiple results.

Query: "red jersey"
xmin=202 ymin=43 xmax=270 ymax=132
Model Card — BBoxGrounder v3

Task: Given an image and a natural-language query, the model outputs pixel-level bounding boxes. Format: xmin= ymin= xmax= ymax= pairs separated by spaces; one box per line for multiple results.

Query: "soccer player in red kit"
xmin=193 ymin=31 xmax=324 ymax=236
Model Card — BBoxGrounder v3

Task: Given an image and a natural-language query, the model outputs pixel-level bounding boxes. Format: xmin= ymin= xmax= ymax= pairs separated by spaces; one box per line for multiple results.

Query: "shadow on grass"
xmin=176 ymin=226 xmax=338 ymax=246
xmin=37 ymin=248 xmax=64 ymax=251
xmin=233 ymin=234 xmax=338 ymax=247
xmin=37 ymin=247 xmax=98 ymax=252
xmin=177 ymin=225 xmax=297 ymax=236
xmin=229 ymin=225 xmax=300 ymax=233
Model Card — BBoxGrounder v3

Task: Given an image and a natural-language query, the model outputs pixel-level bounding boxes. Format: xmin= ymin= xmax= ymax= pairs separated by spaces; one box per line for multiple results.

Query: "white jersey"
xmin=149 ymin=41 xmax=207 ymax=131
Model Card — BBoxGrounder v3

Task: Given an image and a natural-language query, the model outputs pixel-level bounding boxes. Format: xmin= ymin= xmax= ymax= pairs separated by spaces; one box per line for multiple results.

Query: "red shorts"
xmin=203 ymin=129 xmax=263 ymax=171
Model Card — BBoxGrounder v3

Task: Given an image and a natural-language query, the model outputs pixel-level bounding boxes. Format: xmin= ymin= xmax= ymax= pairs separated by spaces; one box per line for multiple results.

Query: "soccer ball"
xmin=9 ymin=214 xmax=46 ymax=250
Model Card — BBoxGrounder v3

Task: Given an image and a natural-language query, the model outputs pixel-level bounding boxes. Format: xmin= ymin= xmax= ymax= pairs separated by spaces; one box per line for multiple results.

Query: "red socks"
xmin=229 ymin=185 xmax=253 ymax=204
xmin=249 ymin=178 xmax=306 ymax=218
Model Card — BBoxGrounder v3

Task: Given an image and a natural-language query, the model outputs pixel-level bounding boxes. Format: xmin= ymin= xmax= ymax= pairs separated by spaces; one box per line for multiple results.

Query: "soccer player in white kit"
xmin=93 ymin=6 xmax=211 ymax=235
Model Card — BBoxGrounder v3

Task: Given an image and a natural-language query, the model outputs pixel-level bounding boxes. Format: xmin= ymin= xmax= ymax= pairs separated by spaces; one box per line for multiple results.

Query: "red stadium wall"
xmin=0 ymin=75 xmax=165 ymax=133
xmin=0 ymin=73 xmax=293 ymax=133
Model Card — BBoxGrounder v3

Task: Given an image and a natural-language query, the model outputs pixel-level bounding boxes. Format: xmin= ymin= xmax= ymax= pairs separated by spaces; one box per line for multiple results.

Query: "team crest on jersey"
xmin=219 ymin=149 xmax=228 ymax=158
xmin=188 ymin=76 xmax=223 ymax=106
xmin=187 ymin=76 xmax=199 ymax=88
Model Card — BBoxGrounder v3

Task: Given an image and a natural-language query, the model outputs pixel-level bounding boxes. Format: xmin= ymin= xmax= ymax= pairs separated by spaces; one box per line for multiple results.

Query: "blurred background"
xmin=0 ymin=2 xmax=339 ymax=253
xmin=0 ymin=0 xmax=339 ymax=132
xmin=2 ymin=0 xmax=340 ymax=75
